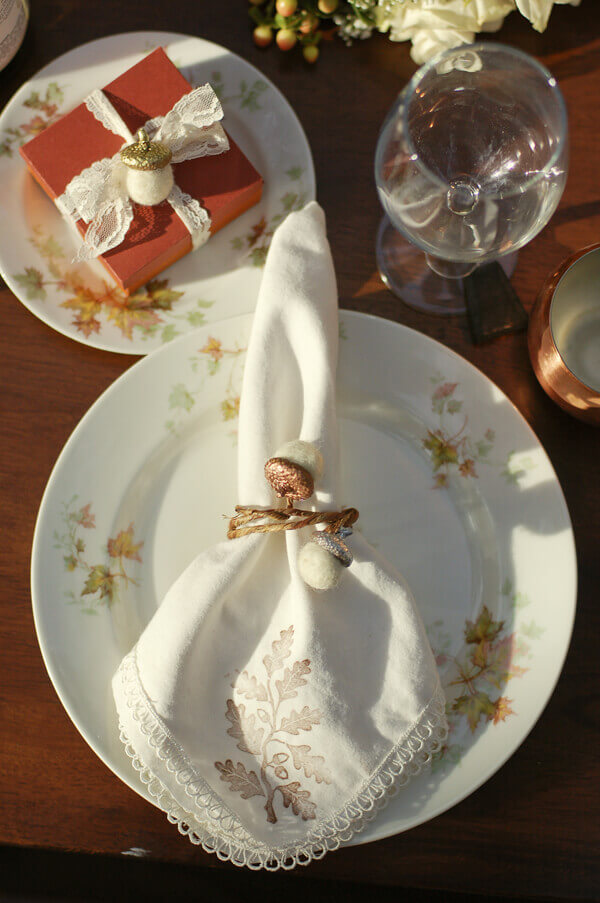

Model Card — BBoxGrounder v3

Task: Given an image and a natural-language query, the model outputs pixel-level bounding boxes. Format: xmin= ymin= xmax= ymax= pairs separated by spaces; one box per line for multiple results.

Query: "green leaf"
xmin=522 ymin=620 xmax=545 ymax=639
xmin=82 ymin=565 xmax=115 ymax=601
xmin=230 ymin=237 xmax=244 ymax=251
xmin=23 ymin=90 xmax=41 ymax=109
xmin=196 ymin=299 xmax=214 ymax=309
xmin=14 ymin=267 xmax=46 ymax=301
xmin=161 ymin=324 xmax=178 ymax=343
xmin=186 ymin=310 xmax=206 ymax=327
xmin=143 ymin=279 xmax=184 ymax=310
xmin=423 ymin=431 xmax=458 ymax=471
xmin=452 ymin=691 xmax=497 ymax=732
xmin=465 ymin=605 xmax=504 ymax=645
xmin=250 ymin=247 xmax=268 ymax=267
xmin=281 ymin=192 xmax=299 ymax=212
xmin=447 ymin=399 xmax=462 ymax=414
xmin=514 ymin=591 xmax=531 ymax=610
xmin=45 ymin=83 xmax=64 ymax=105
xmin=64 ymin=554 xmax=77 ymax=571
xmin=248 ymin=5 xmax=268 ymax=24
xmin=285 ymin=166 xmax=303 ymax=181
xmin=37 ymin=235 xmax=65 ymax=260
xmin=169 ymin=383 xmax=195 ymax=412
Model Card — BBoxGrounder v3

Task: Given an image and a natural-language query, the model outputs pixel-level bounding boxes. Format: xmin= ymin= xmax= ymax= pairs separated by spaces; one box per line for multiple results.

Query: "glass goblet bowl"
xmin=374 ymin=42 xmax=569 ymax=315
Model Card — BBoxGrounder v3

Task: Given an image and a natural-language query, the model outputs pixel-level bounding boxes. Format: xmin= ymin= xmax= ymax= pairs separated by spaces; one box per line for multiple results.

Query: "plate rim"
xmin=30 ymin=309 xmax=577 ymax=846
xmin=0 ymin=29 xmax=316 ymax=354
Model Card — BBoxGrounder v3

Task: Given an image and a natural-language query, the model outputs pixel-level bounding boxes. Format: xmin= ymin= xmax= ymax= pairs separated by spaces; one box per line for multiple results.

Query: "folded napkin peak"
xmin=113 ymin=201 xmax=447 ymax=869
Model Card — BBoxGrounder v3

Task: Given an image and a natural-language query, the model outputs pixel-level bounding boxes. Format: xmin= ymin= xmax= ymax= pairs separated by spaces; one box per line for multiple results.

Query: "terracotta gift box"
xmin=20 ymin=48 xmax=263 ymax=292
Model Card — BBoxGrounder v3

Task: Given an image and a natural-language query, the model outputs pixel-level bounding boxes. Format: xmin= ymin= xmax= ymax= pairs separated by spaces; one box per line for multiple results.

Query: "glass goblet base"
xmin=376 ymin=217 xmax=517 ymax=316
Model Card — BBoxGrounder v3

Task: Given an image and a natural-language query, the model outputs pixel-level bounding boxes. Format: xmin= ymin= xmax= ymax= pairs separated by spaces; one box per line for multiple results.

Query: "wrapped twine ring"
xmin=227 ymin=503 xmax=359 ymax=540
xmin=227 ymin=441 xmax=359 ymax=591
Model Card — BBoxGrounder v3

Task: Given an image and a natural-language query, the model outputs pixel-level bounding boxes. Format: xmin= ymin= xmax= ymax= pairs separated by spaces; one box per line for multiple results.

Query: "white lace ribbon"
xmin=55 ymin=84 xmax=229 ymax=262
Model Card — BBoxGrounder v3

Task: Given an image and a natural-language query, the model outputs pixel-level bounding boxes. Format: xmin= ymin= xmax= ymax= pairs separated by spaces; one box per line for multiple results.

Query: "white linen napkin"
xmin=113 ymin=201 xmax=447 ymax=870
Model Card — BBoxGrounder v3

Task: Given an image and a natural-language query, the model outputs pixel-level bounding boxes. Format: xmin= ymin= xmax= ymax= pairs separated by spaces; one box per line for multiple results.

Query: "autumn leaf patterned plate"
xmin=31 ymin=312 xmax=576 ymax=846
xmin=0 ymin=31 xmax=315 ymax=353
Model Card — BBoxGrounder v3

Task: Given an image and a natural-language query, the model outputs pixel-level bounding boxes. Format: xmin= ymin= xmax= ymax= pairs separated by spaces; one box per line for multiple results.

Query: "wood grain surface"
xmin=1 ymin=2 xmax=599 ymax=899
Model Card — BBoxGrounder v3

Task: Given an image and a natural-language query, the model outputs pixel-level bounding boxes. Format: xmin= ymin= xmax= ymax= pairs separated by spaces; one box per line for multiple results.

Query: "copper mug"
xmin=529 ymin=244 xmax=600 ymax=424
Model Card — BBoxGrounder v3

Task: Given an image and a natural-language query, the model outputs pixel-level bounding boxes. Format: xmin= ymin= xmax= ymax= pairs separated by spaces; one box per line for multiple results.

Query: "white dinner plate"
xmin=0 ymin=31 xmax=315 ymax=353
xmin=31 ymin=312 xmax=576 ymax=846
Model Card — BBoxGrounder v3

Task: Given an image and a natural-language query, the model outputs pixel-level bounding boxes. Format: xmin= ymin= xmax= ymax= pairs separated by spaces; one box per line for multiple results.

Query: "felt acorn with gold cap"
xmin=264 ymin=440 xmax=355 ymax=591
xmin=120 ymin=128 xmax=174 ymax=206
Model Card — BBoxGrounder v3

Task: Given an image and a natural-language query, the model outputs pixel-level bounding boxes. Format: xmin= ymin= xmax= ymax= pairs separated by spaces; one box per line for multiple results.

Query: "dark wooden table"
xmin=2 ymin=3 xmax=599 ymax=901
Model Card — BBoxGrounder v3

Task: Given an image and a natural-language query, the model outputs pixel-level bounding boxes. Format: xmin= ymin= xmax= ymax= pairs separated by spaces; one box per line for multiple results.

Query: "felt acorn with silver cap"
xmin=120 ymin=128 xmax=174 ymax=206
xmin=297 ymin=528 xmax=354 ymax=591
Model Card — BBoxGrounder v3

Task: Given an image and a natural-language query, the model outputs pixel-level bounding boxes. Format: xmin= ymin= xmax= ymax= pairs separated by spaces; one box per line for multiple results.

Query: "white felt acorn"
xmin=120 ymin=128 xmax=174 ymax=206
xmin=264 ymin=440 xmax=323 ymax=501
xmin=298 ymin=530 xmax=353 ymax=591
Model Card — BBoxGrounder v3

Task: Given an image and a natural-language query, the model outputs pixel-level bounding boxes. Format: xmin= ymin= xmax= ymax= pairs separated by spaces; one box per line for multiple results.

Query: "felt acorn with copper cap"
xmin=264 ymin=440 xmax=356 ymax=591
xmin=264 ymin=440 xmax=323 ymax=502
xmin=120 ymin=128 xmax=174 ymax=206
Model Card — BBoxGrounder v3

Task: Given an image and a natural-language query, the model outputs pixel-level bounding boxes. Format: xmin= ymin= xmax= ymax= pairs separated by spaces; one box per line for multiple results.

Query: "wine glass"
xmin=374 ymin=43 xmax=568 ymax=315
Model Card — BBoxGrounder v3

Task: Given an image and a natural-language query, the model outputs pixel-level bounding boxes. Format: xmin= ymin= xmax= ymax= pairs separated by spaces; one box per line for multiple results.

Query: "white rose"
xmin=381 ymin=0 xmax=515 ymax=62
xmin=515 ymin=0 xmax=581 ymax=32
xmin=404 ymin=27 xmax=476 ymax=63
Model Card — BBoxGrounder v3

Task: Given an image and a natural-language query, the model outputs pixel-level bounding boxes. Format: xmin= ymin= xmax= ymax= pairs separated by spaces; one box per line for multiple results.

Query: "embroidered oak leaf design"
xmin=278 ymin=782 xmax=317 ymax=821
xmin=280 ymin=706 xmax=321 ymax=735
xmin=215 ymin=760 xmax=265 ymax=799
xmin=234 ymin=670 xmax=268 ymax=700
xmin=288 ymin=744 xmax=332 ymax=784
xmin=275 ymin=659 xmax=311 ymax=701
xmin=216 ymin=625 xmax=327 ymax=824
xmin=263 ymin=625 xmax=294 ymax=676
xmin=225 ymin=699 xmax=265 ymax=756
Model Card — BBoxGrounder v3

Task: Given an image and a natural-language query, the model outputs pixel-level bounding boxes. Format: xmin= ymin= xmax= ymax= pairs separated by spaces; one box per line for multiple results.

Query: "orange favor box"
xmin=20 ymin=48 xmax=263 ymax=292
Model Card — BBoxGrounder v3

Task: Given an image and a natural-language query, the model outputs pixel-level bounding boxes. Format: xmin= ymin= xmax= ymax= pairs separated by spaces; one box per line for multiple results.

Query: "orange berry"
xmin=303 ymin=45 xmax=319 ymax=63
xmin=276 ymin=0 xmax=297 ymax=15
xmin=276 ymin=28 xmax=297 ymax=51
xmin=318 ymin=0 xmax=338 ymax=12
xmin=253 ymin=25 xmax=273 ymax=47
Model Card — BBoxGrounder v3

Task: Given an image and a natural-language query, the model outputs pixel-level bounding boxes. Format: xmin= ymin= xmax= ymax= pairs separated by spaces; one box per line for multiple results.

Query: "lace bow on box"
xmin=56 ymin=84 xmax=229 ymax=262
